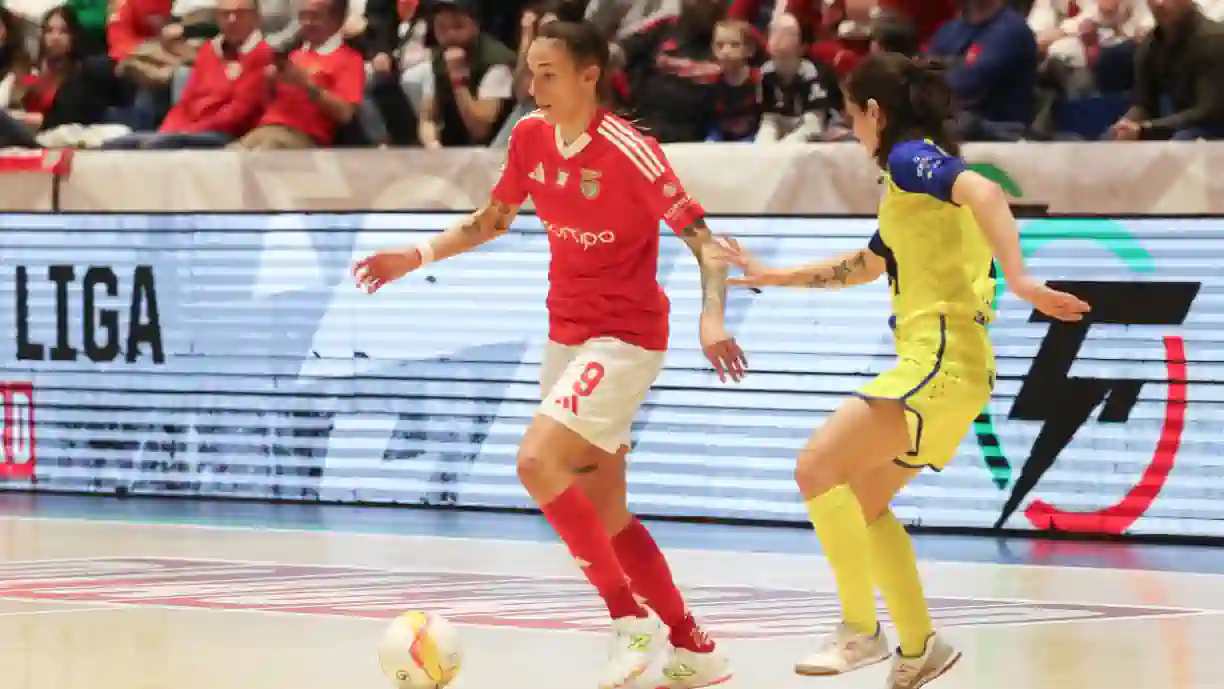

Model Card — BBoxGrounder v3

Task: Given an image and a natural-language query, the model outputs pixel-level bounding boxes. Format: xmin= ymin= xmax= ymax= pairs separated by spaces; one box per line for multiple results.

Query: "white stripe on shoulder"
xmin=597 ymin=117 xmax=665 ymax=182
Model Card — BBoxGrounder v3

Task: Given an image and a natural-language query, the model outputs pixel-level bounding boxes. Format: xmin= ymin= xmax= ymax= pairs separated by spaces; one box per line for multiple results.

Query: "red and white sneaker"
xmin=655 ymin=646 xmax=732 ymax=689
xmin=599 ymin=614 xmax=667 ymax=689
xmin=794 ymin=622 xmax=891 ymax=676
xmin=886 ymin=633 xmax=961 ymax=689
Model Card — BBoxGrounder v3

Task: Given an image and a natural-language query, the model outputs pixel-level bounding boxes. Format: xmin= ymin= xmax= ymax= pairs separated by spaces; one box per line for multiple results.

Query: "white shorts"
xmin=537 ymin=337 xmax=666 ymax=454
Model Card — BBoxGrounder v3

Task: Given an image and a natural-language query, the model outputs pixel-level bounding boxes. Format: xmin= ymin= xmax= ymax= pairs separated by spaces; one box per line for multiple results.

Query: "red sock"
xmin=541 ymin=485 xmax=646 ymax=620
xmin=613 ymin=518 xmax=715 ymax=652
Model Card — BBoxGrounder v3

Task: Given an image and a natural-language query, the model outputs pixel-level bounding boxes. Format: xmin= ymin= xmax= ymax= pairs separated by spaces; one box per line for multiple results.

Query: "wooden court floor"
xmin=0 ymin=513 xmax=1220 ymax=689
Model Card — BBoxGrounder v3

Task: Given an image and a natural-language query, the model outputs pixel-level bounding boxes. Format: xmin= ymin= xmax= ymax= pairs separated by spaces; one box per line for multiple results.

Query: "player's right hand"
xmin=714 ymin=236 xmax=765 ymax=274
xmin=353 ymin=249 xmax=420 ymax=294
xmin=715 ymin=236 xmax=781 ymax=288
xmin=1010 ymin=275 xmax=1091 ymax=322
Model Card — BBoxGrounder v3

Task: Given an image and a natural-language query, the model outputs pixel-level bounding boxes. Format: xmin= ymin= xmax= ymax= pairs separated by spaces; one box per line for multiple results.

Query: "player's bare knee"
xmin=515 ymin=450 xmax=547 ymax=485
xmin=795 ymin=452 xmax=845 ymax=498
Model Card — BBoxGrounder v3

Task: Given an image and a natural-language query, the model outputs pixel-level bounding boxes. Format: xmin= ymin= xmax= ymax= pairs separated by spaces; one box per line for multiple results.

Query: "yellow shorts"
xmin=855 ymin=314 xmax=994 ymax=471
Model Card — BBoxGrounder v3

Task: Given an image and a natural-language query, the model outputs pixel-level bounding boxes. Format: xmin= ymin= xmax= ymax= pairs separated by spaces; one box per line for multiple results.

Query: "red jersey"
xmin=491 ymin=110 xmax=705 ymax=352
xmin=107 ymin=0 xmax=173 ymax=63
xmin=160 ymin=33 xmax=272 ymax=137
xmin=257 ymin=33 xmax=365 ymax=145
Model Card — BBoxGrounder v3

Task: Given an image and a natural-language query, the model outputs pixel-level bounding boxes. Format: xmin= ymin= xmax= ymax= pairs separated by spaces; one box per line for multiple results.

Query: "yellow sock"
xmin=805 ymin=485 xmax=878 ymax=635
xmin=867 ymin=510 xmax=933 ymax=656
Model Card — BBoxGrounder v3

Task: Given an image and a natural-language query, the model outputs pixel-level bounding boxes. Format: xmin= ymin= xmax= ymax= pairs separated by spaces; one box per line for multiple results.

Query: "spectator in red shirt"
xmin=808 ymin=0 xmax=874 ymax=80
xmin=106 ymin=0 xmax=174 ymax=65
xmin=727 ymin=0 xmax=819 ymax=34
xmin=233 ymin=0 xmax=363 ymax=149
xmin=104 ymin=0 xmax=271 ymax=149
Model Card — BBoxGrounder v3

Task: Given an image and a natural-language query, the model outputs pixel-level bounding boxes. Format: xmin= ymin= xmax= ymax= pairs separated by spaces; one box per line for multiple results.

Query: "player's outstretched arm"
xmin=717 ymin=237 xmax=884 ymax=289
xmin=679 ymin=219 xmax=747 ymax=382
xmin=352 ymin=200 xmax=518 ymax=293
xmin=952 ymin=171 xmax=1090 ymax=322
xmin=678 ymin=219 xmax=730 ymax=322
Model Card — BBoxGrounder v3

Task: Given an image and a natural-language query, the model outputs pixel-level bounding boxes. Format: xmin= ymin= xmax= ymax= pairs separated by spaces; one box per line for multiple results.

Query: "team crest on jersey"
xmin=662 ymin=182 xmax=678 ymax=198
xmin=580 ymin=170 xmax=601 ymax=199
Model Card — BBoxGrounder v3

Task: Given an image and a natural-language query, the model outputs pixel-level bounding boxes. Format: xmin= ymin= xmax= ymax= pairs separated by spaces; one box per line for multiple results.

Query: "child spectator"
xmin=756 ymin=12 xmax=835 ymax=142
xmin=710 ymin=18 xmax=761 ymax=141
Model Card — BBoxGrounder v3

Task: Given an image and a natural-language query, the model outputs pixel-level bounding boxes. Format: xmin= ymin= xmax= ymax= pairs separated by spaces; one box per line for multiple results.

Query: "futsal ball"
xmin=378 ymin=611 xmax=462 ymax=689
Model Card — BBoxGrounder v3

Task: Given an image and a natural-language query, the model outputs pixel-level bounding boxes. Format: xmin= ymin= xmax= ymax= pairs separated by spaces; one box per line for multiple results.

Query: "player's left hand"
xmin=700 ymin=315 xmax=747 ymax=383
xmin=1011 ymin=276 xmax=1091 ymax=322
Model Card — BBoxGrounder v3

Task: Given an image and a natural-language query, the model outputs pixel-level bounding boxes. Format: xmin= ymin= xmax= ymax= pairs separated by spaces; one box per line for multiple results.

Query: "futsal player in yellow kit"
xmin=716 ymin=52 xmax=1091 ymax=689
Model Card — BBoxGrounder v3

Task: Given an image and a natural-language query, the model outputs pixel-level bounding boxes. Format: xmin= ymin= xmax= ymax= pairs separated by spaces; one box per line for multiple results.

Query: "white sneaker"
xmin=655 ymin=646 xmax=733 ymax=689
xmin=886 ymin=634 xmax=961 ymax=689
xmin=794 ymin=622 xmax=892 ymax=676
xmin=599 ymin=615 xmax=667 ymax=689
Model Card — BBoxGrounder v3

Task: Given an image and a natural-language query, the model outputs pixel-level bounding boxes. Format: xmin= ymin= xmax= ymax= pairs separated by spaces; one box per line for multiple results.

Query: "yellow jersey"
xmin=871 ymin=139 xmax=996 ymax=332
xmin=853 ymin=139 xmax=997 ymax=470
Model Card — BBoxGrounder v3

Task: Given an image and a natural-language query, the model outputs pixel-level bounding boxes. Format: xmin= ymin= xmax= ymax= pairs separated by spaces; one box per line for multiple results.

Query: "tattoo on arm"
xmin=681 ymin=219 xmax=728 ymax=314
xmin=803 ymin=250 xmax=869 ymax=288
xmin=462 ymin=201 xmax=515 ymax=237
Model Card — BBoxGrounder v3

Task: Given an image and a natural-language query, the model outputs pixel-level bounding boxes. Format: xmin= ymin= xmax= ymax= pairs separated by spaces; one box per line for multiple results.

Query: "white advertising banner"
xmin=0 ymin=212 xmax=1213 ymax=537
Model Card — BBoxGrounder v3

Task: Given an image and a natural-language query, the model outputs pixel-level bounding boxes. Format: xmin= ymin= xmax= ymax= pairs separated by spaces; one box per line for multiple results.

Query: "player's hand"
xmin=714 ymin=236 xmax=772 ymax=286
xmin=700 ymin=315 xmax=747 ymax=383
xmin=353 ymin=249 xmax=421 ymax=293
xmin=1010 ymin=276 xmax=1091 ymax=322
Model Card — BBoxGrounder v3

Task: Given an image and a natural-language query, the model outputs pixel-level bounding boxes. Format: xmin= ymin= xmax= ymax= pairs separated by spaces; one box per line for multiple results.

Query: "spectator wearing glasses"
xmin=1107 ymin=0 xmax=1224 ymax=141
xmin=234 ymin=0 xmax=363 ymax=149
xmin=417 ymin=0 xmax=516 ymax=148
xmin=104 ymin=0 xmax=270 ymax=148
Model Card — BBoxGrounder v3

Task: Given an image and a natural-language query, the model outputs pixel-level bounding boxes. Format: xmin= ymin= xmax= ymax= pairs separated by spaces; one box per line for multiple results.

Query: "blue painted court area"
xmin=2 ymin=491 xmax=1222 ymax=576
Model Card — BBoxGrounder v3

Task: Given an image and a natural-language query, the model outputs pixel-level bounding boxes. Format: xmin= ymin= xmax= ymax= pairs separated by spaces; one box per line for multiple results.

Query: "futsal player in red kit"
xmin=354 ymin=19 xmax=744 ymax=689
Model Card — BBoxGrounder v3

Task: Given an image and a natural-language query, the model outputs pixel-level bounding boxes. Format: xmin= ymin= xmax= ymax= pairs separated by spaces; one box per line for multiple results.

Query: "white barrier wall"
xmin=0 ymin=212 xmax=1215 ymax=537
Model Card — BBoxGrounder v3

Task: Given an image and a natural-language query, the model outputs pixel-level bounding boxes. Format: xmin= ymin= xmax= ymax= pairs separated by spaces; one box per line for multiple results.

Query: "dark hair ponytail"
xmin=845 ymin=52 xmax=960 ymax=168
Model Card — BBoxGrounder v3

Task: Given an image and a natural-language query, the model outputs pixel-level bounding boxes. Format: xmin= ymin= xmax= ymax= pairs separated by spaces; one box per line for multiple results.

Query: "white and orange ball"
xmin=378 ymin=612 xmax=463 ymax=689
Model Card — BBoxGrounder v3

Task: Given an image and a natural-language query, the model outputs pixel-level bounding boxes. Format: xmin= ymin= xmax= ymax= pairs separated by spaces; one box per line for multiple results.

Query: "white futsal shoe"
xmin=885 ymin=633 xmax=962 ymax=689
xmin=656 ymin=646 xmax=733 ymax=689
xmin=794 ymin=622 xmax=892 ymax=676
xmin=600 ymin=614 xmax=667 ymax=689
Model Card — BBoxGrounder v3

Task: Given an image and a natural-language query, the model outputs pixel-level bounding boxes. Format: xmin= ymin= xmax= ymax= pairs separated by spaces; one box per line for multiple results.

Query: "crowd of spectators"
xmin=0 ymin=0 xmax=1219 ymax=150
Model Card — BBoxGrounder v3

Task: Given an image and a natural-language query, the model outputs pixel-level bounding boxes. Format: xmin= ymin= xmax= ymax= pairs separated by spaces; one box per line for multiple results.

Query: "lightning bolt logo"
xmin=973 ymin=218 xmax=1200 ymax=535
